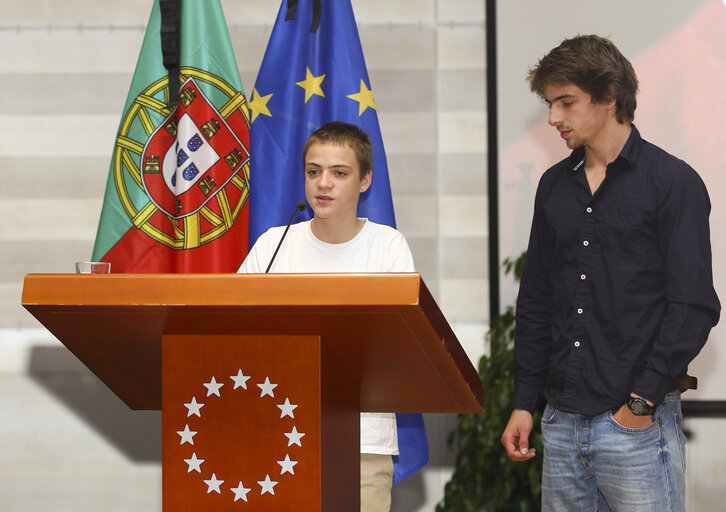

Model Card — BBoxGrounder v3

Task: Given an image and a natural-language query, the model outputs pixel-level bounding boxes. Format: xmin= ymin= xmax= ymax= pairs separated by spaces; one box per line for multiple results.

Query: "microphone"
xmin=265 ymin=201 xmax=307 ymax=273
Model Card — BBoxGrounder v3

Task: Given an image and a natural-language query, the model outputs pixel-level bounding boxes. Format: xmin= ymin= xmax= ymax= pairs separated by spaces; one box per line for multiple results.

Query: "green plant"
xmin=437 ymin=252 xmax=544 ymax=512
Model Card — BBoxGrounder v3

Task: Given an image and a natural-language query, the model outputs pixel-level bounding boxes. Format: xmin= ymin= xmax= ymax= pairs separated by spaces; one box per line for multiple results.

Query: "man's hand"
xmin=501 ymin=409 xmax=537 ymax=461
xmin=613 ymin=394 xmax=655 ymax=428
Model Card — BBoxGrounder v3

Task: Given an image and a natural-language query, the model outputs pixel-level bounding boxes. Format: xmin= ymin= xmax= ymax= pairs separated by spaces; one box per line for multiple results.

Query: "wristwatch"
xmin=626 ymin=396 xmax=656 ymax=416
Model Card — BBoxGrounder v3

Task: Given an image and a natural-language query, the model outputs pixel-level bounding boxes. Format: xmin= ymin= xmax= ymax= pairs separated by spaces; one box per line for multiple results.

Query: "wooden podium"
xmin=22 ymin=273 xmax=485 ymax=511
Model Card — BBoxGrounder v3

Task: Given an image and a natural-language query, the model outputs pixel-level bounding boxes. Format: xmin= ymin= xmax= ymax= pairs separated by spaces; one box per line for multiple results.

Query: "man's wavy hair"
xmin=302 ymin=121 xmax=373 ymax=179
xmin=527 ymin=35 xmax=639 ymax=124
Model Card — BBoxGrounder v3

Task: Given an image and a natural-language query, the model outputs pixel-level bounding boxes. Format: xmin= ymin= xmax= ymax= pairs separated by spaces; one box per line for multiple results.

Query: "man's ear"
xmin=607 ymin=96 xmax=617 ymax=113
xmin=360 ymin=170 xmax=372 ymax=193
xmin=604 ymin=90 xmax=618 ymax=115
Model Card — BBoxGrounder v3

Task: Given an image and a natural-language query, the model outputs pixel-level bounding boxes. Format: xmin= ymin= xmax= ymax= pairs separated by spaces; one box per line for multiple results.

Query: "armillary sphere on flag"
xmin=113 ymin=67 xmax=250 ymax=250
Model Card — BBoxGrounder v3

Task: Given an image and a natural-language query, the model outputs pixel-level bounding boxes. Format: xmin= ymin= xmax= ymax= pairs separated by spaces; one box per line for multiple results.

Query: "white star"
xmin=203 ymin=376 xmax=224 ymax=397
xmin=231 ymin=369 xmax=251 ymax=389
xmin=284 ymin=426 xmax=305 ymax=447
xmin=258 ymin=474 xmax=278 ymax=495
xmin=184 ymin=452 xmax=204 ymax=473
xmin=231 ymin=481 xmax=252 ymax=502
xmin=177 ymin=424 xmax=197 ymax=445
xmin=277 ymin=454 xmax=298 ymax=475
xmin=257 ymin=377 xmax=277 ymax=398
xmin=184 ymin=397 xmax=204 ymax=417
xmin=204 ymin=473 xmax=224 ymax=494
xmin=277 ymin=398 xmax=298 ymax=418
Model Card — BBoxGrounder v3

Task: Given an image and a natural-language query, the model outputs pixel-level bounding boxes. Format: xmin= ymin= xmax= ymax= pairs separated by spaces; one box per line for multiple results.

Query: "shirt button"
xmin=586 ymin=207 xmax=592 ymax=213
xmin=574 ymin=341 xmax=581 ymax=347
xmin=580 ymin=274 xmax=586 ymax=280
xmin=577 ymin=308 xmax=583 ymax=314
xmin=583 ymin=240 xmax=589 ymax=246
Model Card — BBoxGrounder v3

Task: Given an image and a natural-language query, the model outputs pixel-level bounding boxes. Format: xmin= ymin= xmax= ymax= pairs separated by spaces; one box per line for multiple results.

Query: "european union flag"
xmin=249 ymin=0 xmax=428 ymax=484
xmin=248 ymin=0 xmax=395 ymax=241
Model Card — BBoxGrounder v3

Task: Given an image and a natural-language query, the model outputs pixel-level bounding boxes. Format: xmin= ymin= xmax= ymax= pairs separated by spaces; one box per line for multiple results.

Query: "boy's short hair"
xmin=527 ymin=35 xmax=639 ymax=124
xmin=302 ymin=121 xmax=373 ymax=179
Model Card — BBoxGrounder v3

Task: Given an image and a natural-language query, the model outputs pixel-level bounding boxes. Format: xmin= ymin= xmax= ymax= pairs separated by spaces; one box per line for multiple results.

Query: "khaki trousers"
xmin=360 ymin=453 xmax=394 ymax=512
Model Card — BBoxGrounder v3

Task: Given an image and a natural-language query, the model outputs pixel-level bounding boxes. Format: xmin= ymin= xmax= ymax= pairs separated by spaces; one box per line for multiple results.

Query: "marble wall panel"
xmin=1 ymin=157 xmax=109 ymax=199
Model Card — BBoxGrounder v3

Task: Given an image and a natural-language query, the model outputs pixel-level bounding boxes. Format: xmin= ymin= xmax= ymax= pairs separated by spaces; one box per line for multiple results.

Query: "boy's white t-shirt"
xmin=238 ymin=218 xmax=415 ymax=455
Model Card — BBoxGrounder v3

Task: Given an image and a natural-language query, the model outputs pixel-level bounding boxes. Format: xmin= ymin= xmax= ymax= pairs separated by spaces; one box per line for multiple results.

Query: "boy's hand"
xmin=501 ymin=409 xmax=537 ymax=461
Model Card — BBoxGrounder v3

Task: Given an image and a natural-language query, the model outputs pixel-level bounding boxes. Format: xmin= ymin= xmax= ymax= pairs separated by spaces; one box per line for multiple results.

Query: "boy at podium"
xmin=238 ymin=121 xmax=418 ymax=512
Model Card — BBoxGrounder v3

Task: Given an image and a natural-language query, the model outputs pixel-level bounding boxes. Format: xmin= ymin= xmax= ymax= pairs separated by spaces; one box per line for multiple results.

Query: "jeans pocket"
xmin=607 ymin=410 xmax=657 ymax=433
xmin=541 ymin=403 xmax=557 ymax=424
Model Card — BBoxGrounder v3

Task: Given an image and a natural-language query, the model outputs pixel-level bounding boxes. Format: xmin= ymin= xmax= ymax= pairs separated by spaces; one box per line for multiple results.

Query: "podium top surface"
xmin=22 ymin=272 xmax=422 ymax=306
xmin=22 ymin=273 xmax=485 ymax=413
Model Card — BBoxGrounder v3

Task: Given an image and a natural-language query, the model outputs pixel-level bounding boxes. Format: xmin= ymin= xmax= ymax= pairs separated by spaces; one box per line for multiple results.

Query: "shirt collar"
xmin=565 ymin=147 xmax=586 ymax=172
xmin=565 ymin=124 xmax=644 ymax=172
xmin=617 ymin=124 xmax=643 ymax=168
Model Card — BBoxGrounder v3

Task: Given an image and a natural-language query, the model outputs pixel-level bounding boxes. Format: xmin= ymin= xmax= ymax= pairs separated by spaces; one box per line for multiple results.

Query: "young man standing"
xmin=239 ymin=121 xmax=416 ymax=512
xmin=501 ymin=35 xmax=720 ymax=510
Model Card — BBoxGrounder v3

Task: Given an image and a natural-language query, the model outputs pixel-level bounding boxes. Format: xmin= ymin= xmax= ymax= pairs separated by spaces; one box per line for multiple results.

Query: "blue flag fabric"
xmin=249 ymin=0 xmax=428 ymax=484
xmin=249 ymin=0 xmax=395 ymax=240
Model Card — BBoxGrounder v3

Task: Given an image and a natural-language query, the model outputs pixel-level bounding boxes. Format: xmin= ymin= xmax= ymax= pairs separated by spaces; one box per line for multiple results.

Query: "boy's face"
xmin=543 ymin=82 xmax=615 ymax=150
xmin=304 ymin=142 xmax=371 ymax=222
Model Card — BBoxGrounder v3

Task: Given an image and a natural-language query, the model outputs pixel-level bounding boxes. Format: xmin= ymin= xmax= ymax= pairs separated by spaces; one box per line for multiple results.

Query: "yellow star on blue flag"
xmin=347 ymin=79 xmax=376 ymax=115
xmin=248 ymin=88 xmax=273 ymax=123
xmin=296 ymin=67 xmax=326 ymax=103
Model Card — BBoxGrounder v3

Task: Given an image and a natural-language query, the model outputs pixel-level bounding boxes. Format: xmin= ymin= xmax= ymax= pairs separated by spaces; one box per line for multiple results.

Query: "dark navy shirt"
xmin=513 ymin=126 xmax=720 ymax=416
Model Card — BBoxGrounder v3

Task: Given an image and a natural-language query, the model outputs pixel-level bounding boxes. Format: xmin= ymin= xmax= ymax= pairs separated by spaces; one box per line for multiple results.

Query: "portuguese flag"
xmin=92 ymin=0 xmax=250 ymax=272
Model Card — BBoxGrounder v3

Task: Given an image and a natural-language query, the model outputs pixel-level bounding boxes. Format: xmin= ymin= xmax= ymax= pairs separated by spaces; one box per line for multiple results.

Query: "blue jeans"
xmin=541 ymin=392 xmax=686 ymax=511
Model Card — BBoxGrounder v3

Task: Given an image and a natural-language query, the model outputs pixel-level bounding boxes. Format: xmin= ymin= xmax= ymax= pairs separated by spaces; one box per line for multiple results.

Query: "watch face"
xmin=628 ymin=397 xmax=653 ymax=415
